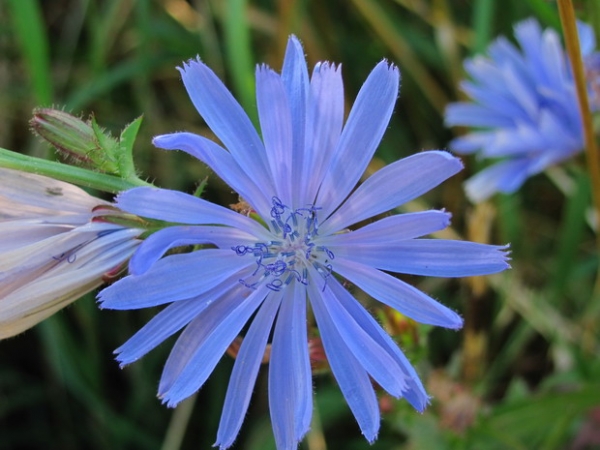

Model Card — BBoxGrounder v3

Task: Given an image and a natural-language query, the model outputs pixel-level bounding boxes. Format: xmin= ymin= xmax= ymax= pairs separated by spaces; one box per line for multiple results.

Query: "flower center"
xmin=232 ymin=197 xmax=334 ymax=291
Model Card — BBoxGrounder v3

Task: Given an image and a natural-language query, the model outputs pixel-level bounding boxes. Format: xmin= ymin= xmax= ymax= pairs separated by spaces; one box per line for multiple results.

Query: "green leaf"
xmin=6 ymin=0 xmax=53 ymax=105
xmin=469 ymin=383 xmax=600 ymax=448
xmin=118 ymin=115 xmax=143 ymax=180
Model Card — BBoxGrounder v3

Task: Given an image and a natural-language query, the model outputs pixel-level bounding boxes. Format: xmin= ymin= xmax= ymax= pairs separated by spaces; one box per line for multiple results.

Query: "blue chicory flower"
xmin=98 ymin=36 xmax=510 ymax=449
xmin=445 ymin=19 xmax=599 ymax=203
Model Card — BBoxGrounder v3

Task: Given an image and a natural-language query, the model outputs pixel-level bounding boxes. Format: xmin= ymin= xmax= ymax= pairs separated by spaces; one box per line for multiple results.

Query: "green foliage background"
xmin=1 ymin=1 xmax=600 ymax=449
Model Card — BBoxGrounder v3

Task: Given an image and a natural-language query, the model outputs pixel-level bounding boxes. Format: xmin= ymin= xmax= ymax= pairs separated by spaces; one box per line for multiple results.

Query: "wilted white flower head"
xmin=0 ymin=168 xmax=142 ymax=339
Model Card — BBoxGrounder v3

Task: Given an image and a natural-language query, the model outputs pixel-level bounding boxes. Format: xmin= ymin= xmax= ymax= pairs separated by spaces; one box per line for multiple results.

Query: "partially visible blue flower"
xmin=0 ymin=168 xmax=142 ymax=339
xmin=98 ymin=36 xmax=509 ymax=449
xmin=445 ymin=19 xmax=599 ymax=203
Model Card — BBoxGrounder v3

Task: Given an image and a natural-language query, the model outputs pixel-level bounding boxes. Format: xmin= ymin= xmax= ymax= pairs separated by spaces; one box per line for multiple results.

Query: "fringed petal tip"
xmin=447 ymin=312 xmax=464 ymax=331
xmin=177 ymin=56 xmax=204 ymax=74
xmin=158 ymin=392 xmax=180 ymax=409
xmin=377 ymin=59 xmax=401 ymax=83
xmin=363 ymin=430 xmax=379 ymax=445
xmin=480 ymin=243 xmax=512 ymax=273
xmin=411 ymin=395 xmax=432 ymax=414
xmin=430 ymin=149 xmax=464 ymax=170
xmin=113 ymin=349 xmax=134 ymax=368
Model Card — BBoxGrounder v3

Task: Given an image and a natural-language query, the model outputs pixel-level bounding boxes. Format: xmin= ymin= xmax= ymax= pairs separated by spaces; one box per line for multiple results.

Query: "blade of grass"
xmin=160 ymin=394 xmax=197 ymax=450
xmin=350 ymin=0 xmax=449 ymax=113
xmin=550 ymin=172 xmax=590 ymax=303
xmin=471 ymin=0 xmax=494 ymax=54
xmin=223 ymin=0 xmax=257 ymax=124
xmin=6 ymin=0 xmax=53 ymax=105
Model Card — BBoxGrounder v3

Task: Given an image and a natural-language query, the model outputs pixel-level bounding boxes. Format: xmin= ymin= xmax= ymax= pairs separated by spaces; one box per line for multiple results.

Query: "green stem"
xmin=160 ymin=393 xmax=197 ymax=450
xmin=0 ymin=148 xmax=153 ymax=193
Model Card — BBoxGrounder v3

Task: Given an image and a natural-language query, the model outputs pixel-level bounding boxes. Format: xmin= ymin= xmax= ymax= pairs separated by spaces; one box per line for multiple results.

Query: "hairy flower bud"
xmin=30 ymin=108 xmax=120 ymax=173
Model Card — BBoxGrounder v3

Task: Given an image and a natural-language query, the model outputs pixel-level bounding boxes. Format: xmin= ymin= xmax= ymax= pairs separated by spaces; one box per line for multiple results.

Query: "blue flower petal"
xmin=115 ymin=286 xmax=235 ymax=366
xmin=333 ymin=258 xmax=463 ymax=329
xmin=444 ymin=102 xmax=515 ymax=127
xmin=330 ymin=239 xmax=510 ymax=277
xmin=302 ymin=62 xmax=344 ymax=206
xmin=129 ymin=225 xmax=257 ymax=275
xmin=216 ymin=292 xmax=283 ymax=450
xmin=309 ymin=272 xmax=407 ymax=398
xmin=460 ymin=79 xmax=531 ymax=120
xmin=308 ymin=280 xmax=380 ymax=442
xmin=281 ymin=36 xmax=310 ymax=208
xmin=449 ymin=131 xmax=495 ymax=154
xmin=115 ymin=187 xmax=271 ymax=239
xmin=319 ymin=210 xmax=451 ymax=247
xmin=327 ymin=277 xmax=429 ymax=411
xmin=463 ymin=158 xmax=532 ymax=203
xmin=98 ymin=250 xmax=252 ymax=309
xmin=321 ymin=151 xmax=462 ymax=234
xmin=444 ymin=18 xmax=595 ymax=202
xmin=269 ymin=285 xmax=312 ymax=450
xmin=178 ymin=59 xmax=276 ymax=195
xmin=256 ymin=65 xmax=294 ymax=206
xmin=317 ymin=61 xmax=400 ymax=218
xmin=578 ymin=21 xmax=596 ymax=56
xmin=158 ymin=284 xmax=269 ymax=407
xmin=152 ymin=132 xmax=272 ymax=217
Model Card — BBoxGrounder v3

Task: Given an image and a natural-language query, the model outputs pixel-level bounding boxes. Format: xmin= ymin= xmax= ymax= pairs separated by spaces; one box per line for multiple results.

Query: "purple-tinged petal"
xmin=464 ymin=53 xmax=513 ymax=90
xmin=463 ymin=158 xmax=532 ymax=203
xmin=1 ymin=230 xmax=139 ymax=334
xmin=333 ymin=258 xmax=463 ymax=329
xmin=578 ymin=21 xmax=596 ymax=56
xmin=158 ymin=285 xmax=269 ymax=407
xmin=444 ymin=102 xmax=515 ymax=127
xmin=0 ymin=222 xmax=136 ymax=299
xmin=316 ymin=61 xmax=400 ymax=218
xmin=152 ymin=132 xmax=272 ymax=217
xmin=309 ymin=269 xmax=407 ymax=397
xmin=269 ymin=283 xmax=312 ymax=449
xmin=308 ymin=280 xmax=380 ymax=442
xmin=498 ymin=67 xmax=539 ymax=120
xmin=129 ymin=225 xmax=257 ymax=275
xmin=321 ymin=151 xmax=462 ymax=234
xmin=460 ymin=80 xmax=529 ymax=119
xmin=115 ymin=281 xmax=238 ymax=366
xmin=449 ymin=131 xmax=495 ymax=155
xmin=256 ymin=65 xmax=293 ymax=205
xmin=98 ymin=249 xmax=252 ymax=309
xmin=0 ymin=222 xmax=75 ymax=252
xmin=477 ymin=123 xmax=544 ymax=158
xmin=319 ymin=211 xmax=451 ymax=248
xmin=115 ymin=187 xmax=270 ymax=240
xmin=327 ymin=277 xmax=429 ymax=411
xmin=540 ymin=29 xmax=569 ymax=91
xmin=281 ymin=36 xmax=310 ymax=208
xmin=216 ymin=292 xmax=283 ymax=450
xmin=514 ymin=19 xmax=546 ymax=83
xmin=329 ymin=239 xmax=510 ymax=277
xmin=178 ymin=59 xmax=276 ymax=194
xmin=302 ymin=62 xmax=344 ymax=206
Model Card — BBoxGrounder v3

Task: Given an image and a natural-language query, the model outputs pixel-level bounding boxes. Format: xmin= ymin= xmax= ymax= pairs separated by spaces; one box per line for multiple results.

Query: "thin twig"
xmin=557 ymin=0 xmax=600 ymax=305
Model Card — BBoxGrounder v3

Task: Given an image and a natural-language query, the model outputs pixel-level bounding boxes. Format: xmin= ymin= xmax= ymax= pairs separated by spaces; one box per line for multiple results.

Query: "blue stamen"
xmin=233 ymin=198 xmax=332 ymax=292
